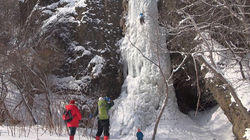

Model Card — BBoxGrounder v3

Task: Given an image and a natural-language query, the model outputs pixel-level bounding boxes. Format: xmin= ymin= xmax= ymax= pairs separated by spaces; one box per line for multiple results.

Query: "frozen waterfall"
xmin=111 ymin=0 xmax=176 ymax=136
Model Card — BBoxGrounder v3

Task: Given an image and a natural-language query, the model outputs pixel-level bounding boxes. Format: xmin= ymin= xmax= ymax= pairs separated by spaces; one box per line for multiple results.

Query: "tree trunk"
xmin=197 ymin=55 xmax=250 ymax=139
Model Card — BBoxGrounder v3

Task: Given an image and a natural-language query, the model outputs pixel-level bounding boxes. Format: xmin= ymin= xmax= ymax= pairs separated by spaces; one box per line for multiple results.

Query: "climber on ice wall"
xmin=139 ymin=13 xmax=145 ymax=25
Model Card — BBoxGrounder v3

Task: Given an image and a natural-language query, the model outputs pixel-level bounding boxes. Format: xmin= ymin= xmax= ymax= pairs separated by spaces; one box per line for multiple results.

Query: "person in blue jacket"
xmin=139 ymin=13 xmax=145 ymax=25
xmin=136 ymin=128 xmax=144 ymax=140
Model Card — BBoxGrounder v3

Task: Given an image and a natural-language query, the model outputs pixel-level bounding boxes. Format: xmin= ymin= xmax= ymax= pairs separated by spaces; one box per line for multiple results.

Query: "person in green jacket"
xmin=94 ymin=96 xmax=114 ymax=140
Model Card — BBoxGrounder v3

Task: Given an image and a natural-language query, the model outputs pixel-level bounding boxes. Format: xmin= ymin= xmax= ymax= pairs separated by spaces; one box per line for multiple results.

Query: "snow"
xmin=42 ymin=0 xmax=87 ymax=30
xmin=0 ymin=126 xmax=93 ymax=140
xmin=42 ymin=10 xmax=53 ymax=15
xmin=230 ymin=92 xmax=236 ymax=106
xmin=46 ymin=3 xmax=59 ymax=10
xmin=88 ymin=55 xmax=106 ymax=78
xmin=189 ymin=107 xmax=234 ymax=140
xmin=0 ymin=107 xmax=233 ymax=140
xmin=74 ymin=45 xmax=86 ymax=51
xmin=50 ymin=75 xmax=91 ymax=91
xmin=244 ymin=128 xmax=250 ymax=140
xmin=74 ymin=46 xmax=91 ymax=55
xmin=205 ymin=72 xmax=214 ymax=79
xmin=66 ymin=43 xmax=92 ymax=63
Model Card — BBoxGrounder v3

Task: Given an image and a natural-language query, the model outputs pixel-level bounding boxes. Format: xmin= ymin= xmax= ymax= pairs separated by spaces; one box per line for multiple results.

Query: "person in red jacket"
xmin=64 ymin=100 xmax=82 ymax=140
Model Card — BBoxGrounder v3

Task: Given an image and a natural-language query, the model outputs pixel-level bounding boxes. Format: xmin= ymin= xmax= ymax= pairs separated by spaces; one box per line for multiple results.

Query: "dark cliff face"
xmin=56 ymin=0 xmax=124 ymax=99
xmin=0 ymin=0 xmax=123 ymax=126
xmin=18 ymin=0 xmax=124 ymax=102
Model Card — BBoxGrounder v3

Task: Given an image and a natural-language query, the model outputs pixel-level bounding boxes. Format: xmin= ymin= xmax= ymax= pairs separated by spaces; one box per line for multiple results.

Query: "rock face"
xmin=7 ymin=0 xmax=124 ymax=123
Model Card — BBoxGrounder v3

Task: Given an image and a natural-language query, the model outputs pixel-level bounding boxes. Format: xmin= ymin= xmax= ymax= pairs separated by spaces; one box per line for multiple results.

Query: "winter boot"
xmin=70 ymin=136 xmax=74 ymax=140
xmin=96 ymin=136 xmax=100 ymax=140
xmin=104 ymin=136 xmax=109 ymax=140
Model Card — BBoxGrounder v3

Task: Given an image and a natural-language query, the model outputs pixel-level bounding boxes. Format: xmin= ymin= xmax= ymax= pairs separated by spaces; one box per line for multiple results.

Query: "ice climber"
xmin=136 ymin=128 xmax=144 ymax=140
xmin=63 ymin=100 xmax=82 ymax=140
xmin=94 ymin=96 xmax=114 ymax=140
xmin=139 ymin=13 xmax=145 ymax=25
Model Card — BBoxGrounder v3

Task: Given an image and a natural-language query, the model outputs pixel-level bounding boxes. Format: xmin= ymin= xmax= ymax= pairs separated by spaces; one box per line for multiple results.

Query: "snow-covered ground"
xmin=0 ymin=126 xmax=94 ymax=140
xmin=0 ymin=106 xmax=233 ymax=140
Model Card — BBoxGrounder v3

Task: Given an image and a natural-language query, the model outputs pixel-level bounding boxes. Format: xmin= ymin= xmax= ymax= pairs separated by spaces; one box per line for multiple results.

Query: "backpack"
xmin=62 ymin=109 xmax=73 ymax=122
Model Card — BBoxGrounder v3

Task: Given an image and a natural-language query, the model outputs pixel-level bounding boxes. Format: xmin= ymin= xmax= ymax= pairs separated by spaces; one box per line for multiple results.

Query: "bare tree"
xmin=0 ymin=0 xmax=65 ymax=131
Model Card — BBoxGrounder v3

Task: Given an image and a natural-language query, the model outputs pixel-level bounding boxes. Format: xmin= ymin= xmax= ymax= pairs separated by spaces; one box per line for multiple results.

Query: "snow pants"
xmin=69 ymin=127 xmax=77 ymax=136
xmin=96 ymin=119 xmax=110 ymax=137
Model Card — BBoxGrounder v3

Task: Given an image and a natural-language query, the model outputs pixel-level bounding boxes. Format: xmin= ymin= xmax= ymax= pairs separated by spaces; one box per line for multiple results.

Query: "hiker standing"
xmin=94 ymin=97 xmax=114 ymax=140
xmin=63 ymin=100 xmax=82 ymax=140
xmin=136 ymin=128 xmax=144 ymax=140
